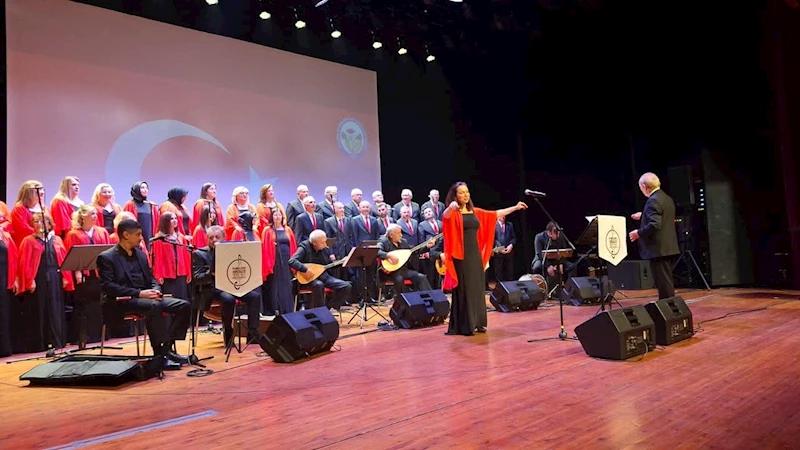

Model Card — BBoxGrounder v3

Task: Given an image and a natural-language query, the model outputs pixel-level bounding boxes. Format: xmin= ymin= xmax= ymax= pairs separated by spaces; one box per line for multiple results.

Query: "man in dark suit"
xmin=319 ymin=186 xmax=337 ymax=220
xmin=629 ymin=172 xmax=680 ymax=299
xmin=323 ymin=202 xmax=354 ymax=283
xmin=344 ymin=188 xmax=363 ymax=218
xmin=375 ymin=202 xmax=394 ymax=235
xmin=192 ymin=226 xmax=261 ymax=347
xmin=288 ymin=230 xmax=352 ymax=310
xmin=417 ymin=206 xmax=443 ymax=289
xmin=377 ymin=224 xmax=432 ymax=294
xmin=392 ymin=189 xmax=420 ymax=221
xmin=97 ymin=219 xmax=190 ymax=370
xmin=285 ymin=184 xmax=309 ymax=229
xmin=493 ymin=216 xmax=516 ymax=282
xmin=293 ymin=196 xmax=324 ymax=243
xmin=350 ymin=200 xmax=380 ymax=300
xmin=420 ymin=189 xmax=446 ymax=221
xmin=531 ymin=221 xmax=574 ymax=297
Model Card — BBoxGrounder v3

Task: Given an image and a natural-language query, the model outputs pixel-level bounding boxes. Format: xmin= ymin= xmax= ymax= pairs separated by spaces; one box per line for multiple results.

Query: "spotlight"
xmin=295 ymin=19 xmax=306 ymax=29
xmin=259 ymin=11 xmax=271 ymax=20
xmin=206 ymin=0 xmax=218 ymax=4
xmin=426 ymin=54 xmax=435 ymax=62
xmin=449 ymin=0 xmax=463 ymax=2
xmin=331 ymin=30 xmax=341 ymax=38
xmin=372 ymin=41 xmax=382 ymax=49
xmin=398 ymin=47 xmax=407 ymax=55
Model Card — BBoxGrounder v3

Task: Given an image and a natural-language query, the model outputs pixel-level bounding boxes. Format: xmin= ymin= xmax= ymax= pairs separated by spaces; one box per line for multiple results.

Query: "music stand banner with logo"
xmin=597 ymin=215 xmax=627 ymax=266
xmin=214 ymin=242 xmax=263 ymax=296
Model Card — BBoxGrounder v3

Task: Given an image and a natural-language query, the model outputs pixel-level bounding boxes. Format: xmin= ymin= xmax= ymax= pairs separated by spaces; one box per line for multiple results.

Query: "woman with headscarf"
xmin=160 ymin=186 xmax=192 ymax=240
xmin=191 ymin=182 xmax=224 ymax=231
xmin=123 ymin=181 xmax=159 ymax=248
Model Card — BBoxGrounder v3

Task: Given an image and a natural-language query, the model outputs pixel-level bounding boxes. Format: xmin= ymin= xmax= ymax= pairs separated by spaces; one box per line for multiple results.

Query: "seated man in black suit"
xmin=377 ymin=224 xmax=432 ymax=294
xmin=97 ymin=219 xmax=190 ymax=369
xmin=192 ymin=225 xmax=262 ymax=347
xmin=289 ymin=229 xmax=351 ymax=310
xmin=531 ymin=221 xmax=575 ymax=297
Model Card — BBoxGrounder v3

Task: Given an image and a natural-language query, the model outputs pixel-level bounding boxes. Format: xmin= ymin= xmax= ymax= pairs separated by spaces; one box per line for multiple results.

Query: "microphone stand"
xmin=38 ymin=188 xmax=64 ymax=356
xmin=155 ymin=235 xmax=212 ymax=368
xmin=528 ymin=196 xmax=572 ymax=341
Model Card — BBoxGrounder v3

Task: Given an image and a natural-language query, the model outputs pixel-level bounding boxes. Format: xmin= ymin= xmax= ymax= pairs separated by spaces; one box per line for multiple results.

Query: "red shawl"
xmin=49 ymin=198 xmax=75 ymax=237
xmin=1 ymin=231 xmax=18 ymax=290
xmin=151 ymin=235 xmax=192 ymax=280
xmin=93 ymin=203 xmax=122 ymax=229
xmin=190 ymin=199 xmax=224 ymax=231
xmin=261 ymin=226 xmax=297 ymax=280
xmin=9 ymin=203 xmax=50 ymax=247
xmin=17 ymin=234 xmax=74 ymax=292
xmin=122 ymin=200 xmax=160 ymax=234
xmin=160 ymin=201 xmax=191 ymax=235
xmin=256 ymin=202 xmax=287 ymax=231
xmin=442 ymin=207 xmax=498 ymax=290
xmin=192 ymin=225 xmax=209 ymax=249
xmin=225 ymin=203 xmax=257 ymax=241
xmin=0 ymin=201 xmax=10 ymax=232
xmin=64 ymin=226 xmax=111 ymax=276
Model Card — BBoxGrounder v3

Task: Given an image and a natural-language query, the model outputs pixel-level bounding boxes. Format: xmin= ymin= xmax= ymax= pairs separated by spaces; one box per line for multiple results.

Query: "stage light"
xmin=373 ymin=41 xmax=383 ymax=49
xmin=259 ymin=11 xmax=271 ymax=20
xmin=449 ymin=0 xmax=463 ymax=2
xmin=398 ymin=47 xmax=407 ymax=55
xmin=426 ymin=54 xmax=436 ymax=62
xmin=331 ymin=30 xmax=342 ymax=38
xmin=206 ymin=0 xmax=218 ymax=4
xmin=295 ymin=19 xmax=306 ymax=29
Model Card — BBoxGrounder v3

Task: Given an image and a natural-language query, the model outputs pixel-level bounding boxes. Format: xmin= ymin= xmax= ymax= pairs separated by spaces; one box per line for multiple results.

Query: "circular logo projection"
xmin=226 ymin=254 xmax=252 ymax=290
xmin=337 ymin=118 xmax=366 ymax=157
xmin=605 ymin=226 xmax=621 ymax=260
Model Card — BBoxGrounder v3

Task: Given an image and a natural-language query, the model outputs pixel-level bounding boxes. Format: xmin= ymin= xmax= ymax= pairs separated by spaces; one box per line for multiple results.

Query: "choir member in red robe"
xmin=225 ymin=186 xmax=257 ymax=240
xmin=160 ymin=186 xmax=192 ymax=241
xmin=192 ymin=206 xmax=217 ymax=249
xmin=256 ymin=183 xmax=287 ymax=232
xmin=151 ymin=212 xmax=192 ymax=299
xmin=231 ymin=211 xmax=260 ymax=242
xmin=190 ymin=182 xmax=224 ymax=231
xmin=441 ymin=182 xmax=526 ymax=336
xmin=9 ymin=180 xmax=50 ymax=247
xmin=91 ymin=183 xmax=122 ymax=235
xmin=110 ymin=212 xmax=151 ymax=265
xmin=0 ymin=228 xmax=19 ymax=357
xmin=0 ymin=201 xmax=10 ymax=232
xmin=50 ymin=176 xmax=84 ymax=238
xmin=17 ymin=212 xmax=74 ymax=352
xmin=64 ymin=205 xmax=112 ymax=347
xmin=261 ymin=208 xmax=297 ymax=315
xmin=122 ymin=181 xmax=159 ymax=249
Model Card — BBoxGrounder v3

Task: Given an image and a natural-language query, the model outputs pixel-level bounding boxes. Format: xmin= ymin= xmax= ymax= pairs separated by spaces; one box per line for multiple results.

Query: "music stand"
xmin=61 ymin=244 xmax=117 ymax=353
xmin=576 ymin=218 xmax=622 ymax=313
xmin=345 ymin=243 xmax=383 ymax=328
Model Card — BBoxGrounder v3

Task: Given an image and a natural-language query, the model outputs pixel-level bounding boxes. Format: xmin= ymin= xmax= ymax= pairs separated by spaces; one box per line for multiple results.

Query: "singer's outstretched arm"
xmin=496 ymin=202 xmax=528 ymax=218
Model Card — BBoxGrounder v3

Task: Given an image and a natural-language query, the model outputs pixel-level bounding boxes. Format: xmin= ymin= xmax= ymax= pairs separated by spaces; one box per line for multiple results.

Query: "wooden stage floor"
xmin=1 ymin=287 xmax=799 ymax=449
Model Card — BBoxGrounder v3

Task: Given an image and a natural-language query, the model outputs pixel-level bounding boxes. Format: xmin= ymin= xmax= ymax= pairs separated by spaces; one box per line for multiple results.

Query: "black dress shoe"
xmin=163 ymin=358 xmax=182 ymax=370
xmin=167 ymin=351 xmax=189 ymax=365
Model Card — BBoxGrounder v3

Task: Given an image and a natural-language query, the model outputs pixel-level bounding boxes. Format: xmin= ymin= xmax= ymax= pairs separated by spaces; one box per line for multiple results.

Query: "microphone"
xmin=149 ymin=235 xmax=167 ymax=243
xmin=524 ymin=189 xmax=547 ymax=198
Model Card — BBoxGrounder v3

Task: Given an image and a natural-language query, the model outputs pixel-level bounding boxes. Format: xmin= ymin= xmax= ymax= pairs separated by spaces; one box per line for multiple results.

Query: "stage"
xmin=1 ymin=287 xmax=799 ymax=449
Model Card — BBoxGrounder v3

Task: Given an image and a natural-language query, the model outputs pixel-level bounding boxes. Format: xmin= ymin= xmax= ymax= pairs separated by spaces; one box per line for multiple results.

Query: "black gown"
xmin=271 ymin=229 xmax=294 ymax=314
xmin=446 ymin=213 xmax=487 ymax=335
xmin=101 ymin=208 xmax=116 ymax=235
xmin=0 ymin=239 xmax=11 ymax=356
xmin=135 ymin=202 xmax=153 ymax=249
xmin=20 ymin=237 xmax=66 ymax=352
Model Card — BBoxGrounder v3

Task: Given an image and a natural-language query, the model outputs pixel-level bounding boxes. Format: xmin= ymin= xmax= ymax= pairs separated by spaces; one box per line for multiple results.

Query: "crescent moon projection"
xmin=105 ymin=119 xmax=231 ymax=186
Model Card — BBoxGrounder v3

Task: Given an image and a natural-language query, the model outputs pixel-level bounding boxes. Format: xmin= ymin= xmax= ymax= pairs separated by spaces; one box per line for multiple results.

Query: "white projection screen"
xmin=5 ymin=0 xmax=381 ymax=205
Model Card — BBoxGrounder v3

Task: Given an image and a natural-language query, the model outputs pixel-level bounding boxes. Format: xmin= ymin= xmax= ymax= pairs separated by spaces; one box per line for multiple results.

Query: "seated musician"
xmin=288 ymin=229 xmax=351 ymax=310
xmin=96 ymin=219 xmax=191 ymax=370
xmin=531 ymin=221 xmax=574 ymax=295
xmin=377 ymin=224 xmax=432 ymax=294
xmin=192 ymin=225 xmax=262 ymax=347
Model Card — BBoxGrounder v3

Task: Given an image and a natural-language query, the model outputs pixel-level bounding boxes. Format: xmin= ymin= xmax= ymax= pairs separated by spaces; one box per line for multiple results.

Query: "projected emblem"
xmin=226 ymin=255 xmax=252 ymax=290
xmin=605 ymin=226 xmax=621 ymax=260
xmin=337 ymin=118 xmax=366 ymax=156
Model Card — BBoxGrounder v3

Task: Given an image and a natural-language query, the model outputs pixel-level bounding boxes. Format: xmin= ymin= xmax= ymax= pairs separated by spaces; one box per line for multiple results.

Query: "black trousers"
xmin=309 ymin=274 xmax=351 ymax=310
xmin=109 ymin=296 xmax=190 ymax=355
xmin=382 ymin=268 xmax=431 ymax=295
xmin=649 ymin=256 xmax=676 ymax=299
xmin=213 ymin=288 xmax=261 ymax=340
xmin=493 ymin=253 xmax=514 ymax=282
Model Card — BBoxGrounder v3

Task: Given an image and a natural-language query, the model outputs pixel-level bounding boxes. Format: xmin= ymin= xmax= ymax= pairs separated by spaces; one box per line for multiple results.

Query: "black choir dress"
xmin=0 ymin=239 xmax=11 ymax=356
xmin=20 ymin=237 xmax=66 ymax=352
xmin=446 ymin=213 xmax=487 ymax=335
xmin=101 ymin=208 xmax=116 ymax=235
xmin=271 ymin=229 xmax=294 ymax=314
xmin=135 ymin=202 xmax=153 ymax=249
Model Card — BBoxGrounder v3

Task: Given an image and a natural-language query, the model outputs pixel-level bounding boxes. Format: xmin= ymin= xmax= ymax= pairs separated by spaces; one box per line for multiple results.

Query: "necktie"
xmin=339 ymin=218 xmax=343 ymax=233
xmin=434 ymin=205 xmax=438 ymax=216
xmin=311 ymin=213 xmax=316 ymax=229
xmin=365 ymin=216 xmax=370 ymax=233
xmin=384 ymin=218 xmax=389 ymax=228
xmin=502 ymin=224 xmax=505 ymax=234
xmin=407 ymin=220 xmax=413 ymax=234
xmin=432 ymin=220 xmax=438 ymax=234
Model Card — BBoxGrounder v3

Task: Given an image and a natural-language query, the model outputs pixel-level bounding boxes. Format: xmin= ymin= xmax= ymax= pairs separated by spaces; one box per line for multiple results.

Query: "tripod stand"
xmin=673 ymin=250 xmax=711 ymax=290
xmin=346 ymin=244 xmax=383 ymax=328
xmin=594 ymin=255 xmax=623 ymax=314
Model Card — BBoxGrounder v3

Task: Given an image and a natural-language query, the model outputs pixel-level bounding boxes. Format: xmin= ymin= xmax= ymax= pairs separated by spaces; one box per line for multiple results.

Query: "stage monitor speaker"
xmin=490 ymin=280 xmax=543 ymax=312
xmin=390 ymin=289 xmax=449 ymax=329
xmin=644 ymin=296 xmax=694 ymax=345
xmin=19 ymin=354 xmax=164 ymax=386
xmin=574 ymin=306 xmax=655 ymax=360
xmin=564 ymin=276 xmax=601 ymax=305
xmin=607 ymin=260 xmax=654 ymax=290
xmin=258 ymin=307 xmax=339 ymax=363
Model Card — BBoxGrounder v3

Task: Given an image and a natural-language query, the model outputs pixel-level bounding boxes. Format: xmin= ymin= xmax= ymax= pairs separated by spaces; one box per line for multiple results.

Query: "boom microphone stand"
xmin=527 ymin=194 xmax=575 ymax=341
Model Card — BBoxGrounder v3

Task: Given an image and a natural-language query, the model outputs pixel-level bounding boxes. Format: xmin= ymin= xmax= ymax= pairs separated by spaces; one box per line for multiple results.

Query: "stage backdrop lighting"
xmin=5 ymin=0 xmax=381 ymax=206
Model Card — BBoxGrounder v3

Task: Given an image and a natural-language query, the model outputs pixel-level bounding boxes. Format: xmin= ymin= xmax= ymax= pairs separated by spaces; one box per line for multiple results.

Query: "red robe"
xmin=122 ymin=200 xmax=159 ymax=234
xmin=0 ymin=201 xmax=10 ymax=232
xmin=225 ymin=203 xmax=257 ymax=241
xmin=17 ymin=234 xmax=74 ymax=292
xmin=93 ymin=203 xmax=122 ymax=230
xmin=256 ymin=202 xmax=287 ymax=231
xmin=9 ymin=203 xmax=50 ymax=247
xmin=192 ymin=225 xmax=208 ymax=249
xmin=190 ymin=199 xmax=224 ymax=232
xmin=1 ymin=231 xmax=18 ymax=290
xmin=160 ymin=201 xmax=191 ymax=236
xmin=64 ymin=226 xmax=112 ymax=276
xmin=151 ymin=235 xmax=192 ymax=281
xmin=442 ymin=207 xmax=497 ymax=290
xmin=109 ymin=233 xmax=151 ymax=266
xmin=50 ymin=197 xmax=77 ymax=237
xmin=261 ymin=226 xmax=297 ymax=280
